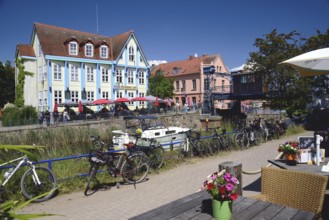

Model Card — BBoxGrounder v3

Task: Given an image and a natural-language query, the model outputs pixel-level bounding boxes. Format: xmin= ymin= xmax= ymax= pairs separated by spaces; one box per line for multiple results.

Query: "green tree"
xmin=246 ymin=29 xmax=317 ymax=116
xmin=148 ymin=69 xmax=174 ymax=99
xmin=15 ymin=59 xmax=34 ymax=108
xmin=0 ymin=61 xmax=15 ymax=108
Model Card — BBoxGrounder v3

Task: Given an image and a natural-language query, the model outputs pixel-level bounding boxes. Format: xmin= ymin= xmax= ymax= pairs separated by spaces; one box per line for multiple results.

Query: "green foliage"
xmin=14 ymin=59 xmax=34 ymax=108
xmin=148 ymin=70 xmax=175 ymax=98
xmin=0 ymin=61 xmax=15 ymax=108
xmin=1 ymin=105 xmax=37 ymax=127
xmin=2 ymin=106 xmax=20 ymax=127
xmin=246 ymin=29 xmax=329 ymax=116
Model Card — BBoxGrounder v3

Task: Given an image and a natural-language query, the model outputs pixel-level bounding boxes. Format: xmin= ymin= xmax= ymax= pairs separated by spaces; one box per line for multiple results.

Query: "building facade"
xmin=150 ymin=54 xmax=231 ymax=111
xmin=15 ymin=23 xmax=149 ymax=112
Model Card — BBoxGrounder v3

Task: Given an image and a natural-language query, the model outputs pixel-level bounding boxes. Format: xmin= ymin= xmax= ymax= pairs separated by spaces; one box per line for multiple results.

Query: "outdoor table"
xmin=129 ymin=191 xmax=316 ymax=220
xmin=268 ymin=158 xmax=329 ymax=176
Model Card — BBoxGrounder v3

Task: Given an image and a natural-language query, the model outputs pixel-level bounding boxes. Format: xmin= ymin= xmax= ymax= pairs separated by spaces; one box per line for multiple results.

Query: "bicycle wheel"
xmin=199 ymin=139 xmax=213 ymax=156
xmin=84 ymin=163 xmax=100 ymax=196
xmin=234 ymin=132 xmax=249 ymax=149
xmin=177 ymin=141 xmax=189 ymax=161
xmin=20 ymin=167 xmax=56 ymax=202
xmin=148 ymin=147 xmax=165 ymax=170
xmin=209 ymin=136 xmax=225 ymax=152
xmin=121 ymin=152 xmax=149 ymax=184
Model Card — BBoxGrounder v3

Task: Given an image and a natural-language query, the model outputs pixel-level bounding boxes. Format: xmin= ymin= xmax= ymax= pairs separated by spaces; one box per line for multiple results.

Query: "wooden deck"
xmin=130 ymin=191 xmax=316 ymax=220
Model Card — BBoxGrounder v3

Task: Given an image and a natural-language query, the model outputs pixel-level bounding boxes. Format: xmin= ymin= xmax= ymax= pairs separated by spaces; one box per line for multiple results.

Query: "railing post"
xmin=219 ymin=161 xmax=243 ymax=196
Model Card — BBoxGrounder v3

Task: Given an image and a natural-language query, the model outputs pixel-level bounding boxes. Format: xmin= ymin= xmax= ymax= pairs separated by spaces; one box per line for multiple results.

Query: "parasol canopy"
xmin=131 ymin=97 xmax=149 ymax=101
xmin=92 ymin=98 xmax=112 ymax=105
xmin=114 ymin=97 xmax=131 ymax=103
xmin=279 ymin=47 xmax=329 ymax=77
xmin=78 ymin=100 xmax=83 ymax=113
xmin=53 ymin=102 xmax=58 ymax=112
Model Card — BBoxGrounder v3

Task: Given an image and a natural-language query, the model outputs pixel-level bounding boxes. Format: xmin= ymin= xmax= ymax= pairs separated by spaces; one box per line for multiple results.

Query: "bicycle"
xmin=84 ymin=136 xmax=150 ymax=196
xmin=177 ymin=130 xmax=210 ymax=160
xmin=126 ymin=136 xmax=165 ymax=171
xmin=232 ymin=119 xmax=250 ymax=149
xmin=0 ymin=155 xmax=57 ymax=202
xmin=207 ymin=127 xmax=232 ymax=153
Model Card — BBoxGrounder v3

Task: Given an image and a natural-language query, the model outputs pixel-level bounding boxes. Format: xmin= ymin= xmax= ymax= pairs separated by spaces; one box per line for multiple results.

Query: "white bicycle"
xmin=0 ymin=155 xmax=57 ymax=202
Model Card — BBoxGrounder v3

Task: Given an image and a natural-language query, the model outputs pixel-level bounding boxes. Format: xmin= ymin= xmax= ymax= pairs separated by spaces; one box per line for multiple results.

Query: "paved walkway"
xmin=20 ymin=131 xmax=314 ymax=220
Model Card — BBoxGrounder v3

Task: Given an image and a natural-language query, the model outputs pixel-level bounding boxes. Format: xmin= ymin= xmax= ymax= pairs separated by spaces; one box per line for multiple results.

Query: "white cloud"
xmin=148 ymin=60 xmax=167 ymax=66
xmin=230 ymin=64 xmax=245 ymax=72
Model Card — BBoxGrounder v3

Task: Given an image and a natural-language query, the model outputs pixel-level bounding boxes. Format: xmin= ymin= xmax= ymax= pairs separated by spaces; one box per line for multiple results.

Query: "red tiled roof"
xmin=33 ymin=22 xmax=132 ymax=61
xmin=17 ymin=44 xmax=36 ymax=57
xmin=151 ymin=54 xmax=222 ymax=77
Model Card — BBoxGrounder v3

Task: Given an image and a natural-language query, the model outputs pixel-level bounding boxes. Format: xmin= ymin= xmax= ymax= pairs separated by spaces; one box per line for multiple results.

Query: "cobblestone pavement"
xmin=20 ymin=131 xmax=314 ymax=220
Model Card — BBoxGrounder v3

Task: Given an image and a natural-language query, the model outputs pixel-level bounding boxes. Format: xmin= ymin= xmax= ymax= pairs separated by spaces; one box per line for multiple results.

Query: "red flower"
xmin=229 ymin=192 xmax=238 ymax=201
xmin=207 ymin=182 xmax=214 ymax=191
xmin=219 ymin=185 xmax=226 ymax=195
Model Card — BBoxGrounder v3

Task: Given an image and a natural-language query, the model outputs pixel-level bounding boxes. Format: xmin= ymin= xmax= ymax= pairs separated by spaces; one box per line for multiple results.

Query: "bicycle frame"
xmin=1 ymin=156 xmax=41 ymax=186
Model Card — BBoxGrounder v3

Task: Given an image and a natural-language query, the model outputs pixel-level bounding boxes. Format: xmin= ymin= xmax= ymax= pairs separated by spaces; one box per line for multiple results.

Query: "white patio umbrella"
xmin=279 ymin=47 xmax=329 ymax=77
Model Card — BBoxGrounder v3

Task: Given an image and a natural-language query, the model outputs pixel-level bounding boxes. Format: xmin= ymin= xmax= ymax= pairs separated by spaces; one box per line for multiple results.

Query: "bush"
xmin=2 ymin=105 xmax=37 ymax=127
xmin=2 ymin=106 xmax=20 ymax=126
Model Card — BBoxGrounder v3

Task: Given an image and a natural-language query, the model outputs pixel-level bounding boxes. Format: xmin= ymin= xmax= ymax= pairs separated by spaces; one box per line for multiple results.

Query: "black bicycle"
xmin=178 ymin=130 xmax=210 ymax=160
xmin=126 ymin=137 xmax=165 ymax=171
xmin=84 ymin=136 xmax=149 ymax=196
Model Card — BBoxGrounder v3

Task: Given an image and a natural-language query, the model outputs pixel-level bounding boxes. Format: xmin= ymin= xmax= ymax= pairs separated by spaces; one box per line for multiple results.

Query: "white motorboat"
xmin=112 ymin=115 xmax=190 ymax=150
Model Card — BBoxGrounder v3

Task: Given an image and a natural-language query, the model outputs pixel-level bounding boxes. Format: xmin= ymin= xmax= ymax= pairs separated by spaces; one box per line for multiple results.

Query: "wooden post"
xmin=219 ymin=161 xmax=243 ymax=196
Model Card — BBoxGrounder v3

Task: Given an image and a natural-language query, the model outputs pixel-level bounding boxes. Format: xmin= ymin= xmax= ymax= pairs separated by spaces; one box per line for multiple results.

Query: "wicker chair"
xmin=253 ymin=167 xmax=328 ymax=219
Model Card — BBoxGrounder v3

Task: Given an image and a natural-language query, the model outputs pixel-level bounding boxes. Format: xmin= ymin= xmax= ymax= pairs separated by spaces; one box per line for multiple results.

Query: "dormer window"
xmin=100 ymin=45 xmax=108 ymax=58
xmin=129 ymin=46 xmax=135 ymax=61
xmin=85 ymin=43 xmax=93 ymax=57
xmin=69 ymin=41 xmax=78 ymax=55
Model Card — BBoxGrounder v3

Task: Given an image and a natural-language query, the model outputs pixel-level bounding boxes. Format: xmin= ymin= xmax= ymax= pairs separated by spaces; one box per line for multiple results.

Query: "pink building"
xmin=151 ymin=54 xmax=231 ymax=110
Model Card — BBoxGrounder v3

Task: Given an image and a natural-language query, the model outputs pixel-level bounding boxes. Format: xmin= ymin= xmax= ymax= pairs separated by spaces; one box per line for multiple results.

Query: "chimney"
xmin=188 ymin=55 xmax=194 ymax=60
xmin=202 ymin=54 xmax=207 ymax=57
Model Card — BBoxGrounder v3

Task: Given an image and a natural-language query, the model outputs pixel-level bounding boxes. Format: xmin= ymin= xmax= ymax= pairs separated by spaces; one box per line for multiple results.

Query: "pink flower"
xmin=225 ymin=183 xmax=234 ymax=191
xmin=231 ymin=177 xmax=239 ymax=185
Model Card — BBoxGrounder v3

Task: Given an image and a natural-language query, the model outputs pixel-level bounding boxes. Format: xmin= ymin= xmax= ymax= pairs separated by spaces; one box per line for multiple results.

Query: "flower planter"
xmin=285 ymin=153 xmax=297 ymax=166
xmin=212 ymin=199 xmax=232 ymax=220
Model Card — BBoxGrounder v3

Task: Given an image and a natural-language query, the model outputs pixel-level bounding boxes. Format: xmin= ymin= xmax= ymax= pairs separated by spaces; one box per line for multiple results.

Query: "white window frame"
xmin=86 ymin=66 xmax=94 ymax=82
xmin=69 ymin=41 xmax=78 ymax=55
xmin=54 ymin=90 xmax=62 ymax=104
xmin=116 ymin=91 xmax=123 ymax=98
xmin=71 ymin=91 xmax=79 ymax=103
xmin=129 ymin=46 xmax=135 ymax=61
xmin=101 ymin=67 xmax=109 ymax=82
xmin=102 ymin=91 xmax=109 ymax=99
xmin=139 ymin=92 xmax=145 ymax=105
xmin=116 ymin=69 xmax=123 ymax=83
xmin=53 ymin=63 xmax=62 ymax=80
xmin=87 ymin=91 xmax=94 ymax=101
xmin=100 ymin=45 xmax=108 ymax=58
xmin=127 ymin=69 xmax=134 ymax=84
xmin=138 ymin=71 xmax=145 ymax=84
xmin=176 ymin=81 xmax=180 ymax=91
xmin=38 ymin=91 xmax=43 ymax=106
xmin=70 ymin=64 xmax=79 ymax=81
xmin=85 ymin=43 xmax=93 ymax=57
xmin=192 ymin=79 xmax=196 ymax=91
xmin=127 ymin=92 xmax=134 ymax=105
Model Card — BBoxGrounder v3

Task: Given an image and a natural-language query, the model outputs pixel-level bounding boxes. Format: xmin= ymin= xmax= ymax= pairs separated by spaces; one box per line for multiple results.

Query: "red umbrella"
xmin=53 ymin=102 xmax=58 ymax=112
xmin=78 ymin=100 xmax=83 ymax=113
xmin=92 ymin=98 xmax=112 ymax=105
xmin=155 ymin=96 xmax=159 ymax=107
xmin=114 ymin=97 xmax=131 ymax=103
xmin=132 ymin=97 xmax=148 ymax=101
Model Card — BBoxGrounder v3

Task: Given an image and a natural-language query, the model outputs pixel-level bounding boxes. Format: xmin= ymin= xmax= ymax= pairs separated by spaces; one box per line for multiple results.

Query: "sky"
xmin=0 ymin=0 xmax=328 ymax=71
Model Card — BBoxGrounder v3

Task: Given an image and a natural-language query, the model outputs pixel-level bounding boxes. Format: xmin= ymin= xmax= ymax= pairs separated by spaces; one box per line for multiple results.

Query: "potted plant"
xmin=278 ymin=141 xmax=299 ymax=165
xmin=200 ymin=171 xmax=239 ymax=220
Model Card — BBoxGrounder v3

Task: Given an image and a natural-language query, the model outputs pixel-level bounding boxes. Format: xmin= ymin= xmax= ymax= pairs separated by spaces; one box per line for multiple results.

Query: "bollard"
xmin=219 ymin=161 xmax=243 ymax=196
